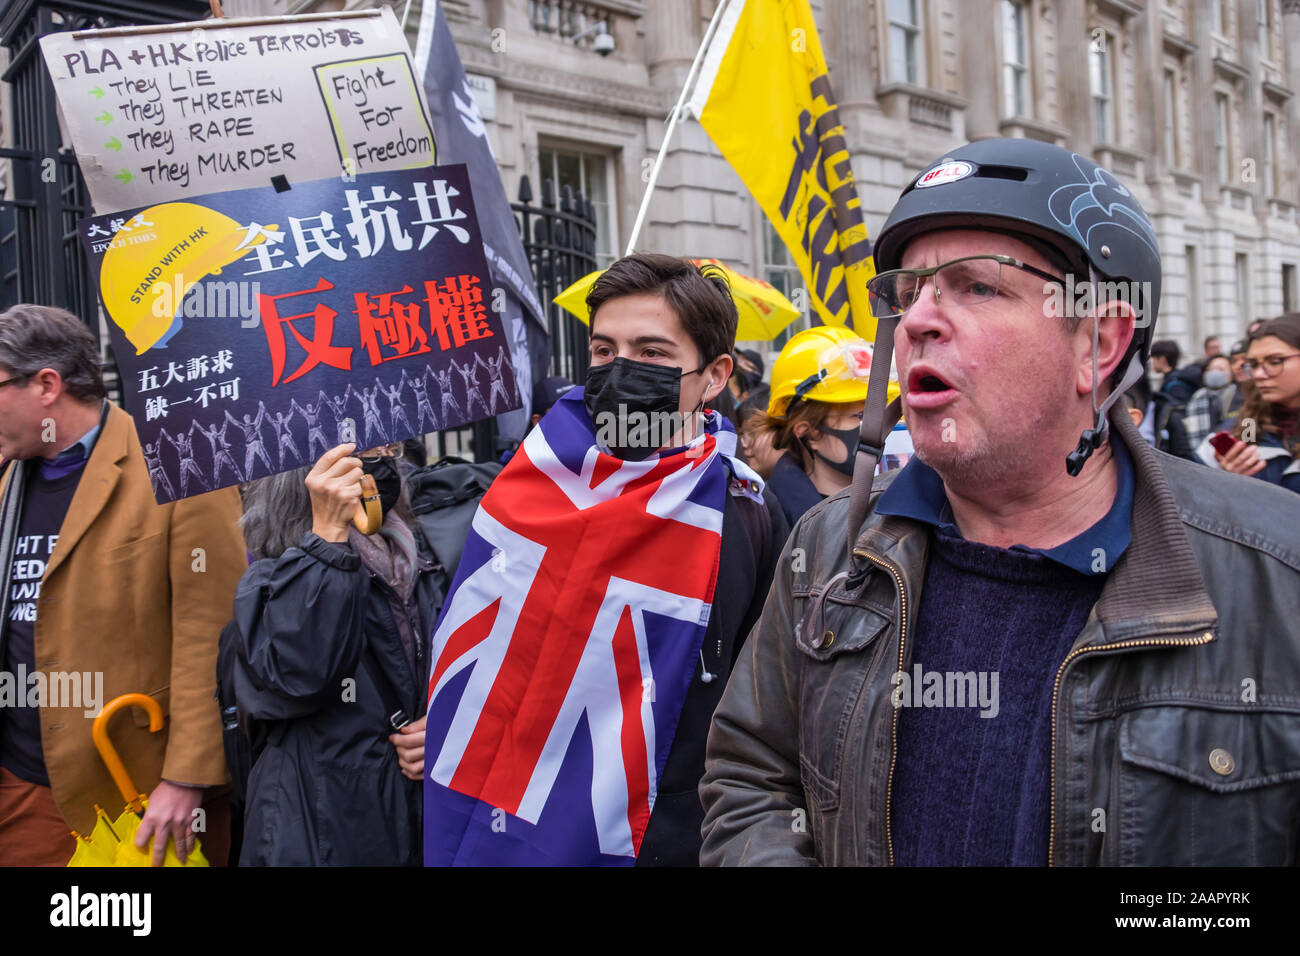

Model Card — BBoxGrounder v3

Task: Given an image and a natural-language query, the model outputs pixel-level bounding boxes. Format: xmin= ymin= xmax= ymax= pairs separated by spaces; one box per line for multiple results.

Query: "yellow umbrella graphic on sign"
xmin=98 ymin=202 xmax=273 ymax=354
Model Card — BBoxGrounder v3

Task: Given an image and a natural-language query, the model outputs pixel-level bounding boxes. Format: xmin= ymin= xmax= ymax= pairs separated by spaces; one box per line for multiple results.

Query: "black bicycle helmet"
xmin=873 ymin=138 xmax=1162 ymax=368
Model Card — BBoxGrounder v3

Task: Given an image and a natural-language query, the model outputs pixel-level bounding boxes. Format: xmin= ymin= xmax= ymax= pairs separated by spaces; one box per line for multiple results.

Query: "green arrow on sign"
xmin=95 ymin=110 xmax=113 ymax=125
xmin=89 ymin=85 xmax=104 ymax=99
xmin=105 ymin=137 xmax=122 ymax=151
xmin=114 ymin=169 xmax=133 ymax=184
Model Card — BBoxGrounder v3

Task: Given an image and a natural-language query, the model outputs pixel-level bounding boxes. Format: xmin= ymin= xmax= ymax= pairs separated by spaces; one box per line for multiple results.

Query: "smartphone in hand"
xmin=1208 ymin=431 xmax=1241 ymax=456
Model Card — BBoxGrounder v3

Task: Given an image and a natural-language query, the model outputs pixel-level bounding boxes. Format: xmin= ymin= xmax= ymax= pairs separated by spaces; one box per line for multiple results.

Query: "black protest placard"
xmin=79 ymin=164 xmax=521 ymax=503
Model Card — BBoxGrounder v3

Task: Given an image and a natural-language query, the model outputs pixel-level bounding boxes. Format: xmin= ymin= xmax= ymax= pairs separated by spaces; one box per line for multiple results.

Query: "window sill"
xmin=998 ymin=116 xmax=1069 ymax=145
xmin=1092 ymin=143 xmax=1144 ymax=180
xmin=876 ymin=83 xmax=967 ymax=133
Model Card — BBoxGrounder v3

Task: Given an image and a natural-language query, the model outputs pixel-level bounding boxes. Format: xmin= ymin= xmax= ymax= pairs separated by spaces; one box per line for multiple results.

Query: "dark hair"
xmin=1236 ymin=313 xmax=1300 ymax=454
xmin=744 ymin=398 xmax=839 ymax=474
xmin=239 ymin=463 xmax=417 ymax=560
xmin=586 ymin=253 xmax=738 ymax=366
xmin=1204 ymin=334 xmax=1220 ymax=350
xmin=1150 ymin=339 xmax=1181 ymax=368
xmin=0 ymin=304 xmax=105 ymax=401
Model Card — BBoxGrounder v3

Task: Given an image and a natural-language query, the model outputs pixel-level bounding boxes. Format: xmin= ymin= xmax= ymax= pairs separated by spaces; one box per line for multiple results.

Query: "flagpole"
xmin=624 ymin=0 xmax=735 ymax=256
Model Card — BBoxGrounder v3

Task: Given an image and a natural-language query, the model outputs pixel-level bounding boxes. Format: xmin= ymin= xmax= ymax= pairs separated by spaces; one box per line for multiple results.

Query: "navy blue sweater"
xmin=891 ymin=526 xmax=1106 ymax=866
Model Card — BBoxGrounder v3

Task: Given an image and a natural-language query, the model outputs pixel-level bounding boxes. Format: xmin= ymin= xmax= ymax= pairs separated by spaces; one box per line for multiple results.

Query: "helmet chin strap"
xmin=1065 ymin=265 xmax=1145 ymax=477
xmin=846 ymin=313 xmax=904 ymax=570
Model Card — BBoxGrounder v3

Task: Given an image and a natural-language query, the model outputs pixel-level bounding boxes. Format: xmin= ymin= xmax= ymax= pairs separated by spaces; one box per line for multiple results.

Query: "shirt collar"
xmin=875 ymin=434 xmax=1135 ymax=576
xmin=38 ymin=402 xmax=106 ymax=479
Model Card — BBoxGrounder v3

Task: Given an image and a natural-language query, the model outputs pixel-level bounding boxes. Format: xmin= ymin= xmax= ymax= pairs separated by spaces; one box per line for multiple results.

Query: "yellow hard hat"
xmin=768 ymin=325 xmax=882 ymax=418
xmin=99 ymin=202 xmax=272 ymax=354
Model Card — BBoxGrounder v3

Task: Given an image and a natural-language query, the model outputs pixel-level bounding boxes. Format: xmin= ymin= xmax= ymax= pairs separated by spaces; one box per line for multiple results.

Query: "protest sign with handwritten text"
xmin=42 ymin=7 xmax=434 ymax=213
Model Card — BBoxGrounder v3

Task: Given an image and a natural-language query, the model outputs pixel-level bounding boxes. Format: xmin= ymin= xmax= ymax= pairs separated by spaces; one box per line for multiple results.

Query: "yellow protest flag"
xmin=687 ymin=0 xmax=875 ymax=335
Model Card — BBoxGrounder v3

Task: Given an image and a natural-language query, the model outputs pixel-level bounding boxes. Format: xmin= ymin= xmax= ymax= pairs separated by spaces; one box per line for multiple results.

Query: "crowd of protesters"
xmin=2 ymin=138 xmax=1299 ymax=868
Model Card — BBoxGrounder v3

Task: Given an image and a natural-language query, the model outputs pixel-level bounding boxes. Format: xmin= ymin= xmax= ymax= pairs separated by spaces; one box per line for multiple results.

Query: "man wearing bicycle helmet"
xmin=700 ymin=139 xmax=1300 ymax=866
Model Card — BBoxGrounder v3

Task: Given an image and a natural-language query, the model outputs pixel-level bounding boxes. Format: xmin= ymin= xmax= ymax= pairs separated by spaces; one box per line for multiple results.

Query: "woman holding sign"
xmin=226 ymin=441 xmax=444 ymax=865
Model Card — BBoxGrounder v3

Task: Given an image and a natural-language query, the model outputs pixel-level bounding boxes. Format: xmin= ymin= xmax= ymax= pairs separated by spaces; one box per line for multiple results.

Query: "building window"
xmin=1284 ymin=263 xmax=1297 ymax=313
xmin=760 ymin=217 xmax=812 ymax=351
xmin=539 ymin=145 xmax=617 ymax=268
xmin=1257 ymin=0 xmax=1273 ymax=60
xmin=1089 ymin=31 xmax=1113 ymax=144
xmin=1263 ymin=113 xmax=1277 ymax=195
xmin=888 ymin=0 xmax=925 ymax=85
xmin=1211 ymin=0 xmax=1228 ymax=36
xmin=1162 ymin=69 xmax=1180 ymax=168
xmin=1002 ymin=1 xmax=1029 ymax=117
xmin=1214 ymin=94 xmax=1230 ymax=182
xmin=1235 ymin=253 xmax=1251 ymax=321
xmin=1185 ymin=244 xmax=1200 ymax=340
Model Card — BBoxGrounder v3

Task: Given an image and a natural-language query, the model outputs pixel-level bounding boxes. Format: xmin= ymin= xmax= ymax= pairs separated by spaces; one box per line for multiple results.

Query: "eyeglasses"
xmin=1240 ymin=354 xmax=1300 ymax=377
xmin=0 ymin=375 xmax=29 ymax=389
xmin=866 ymin=254 xmax=1066 ymax=319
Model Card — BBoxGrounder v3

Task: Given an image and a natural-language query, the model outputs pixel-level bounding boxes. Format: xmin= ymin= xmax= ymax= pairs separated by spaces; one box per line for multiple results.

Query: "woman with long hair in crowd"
xmin=230 ymin=441 xmax=444 ymax=864
xmin=1199 ymin=313 xmax=1300 ymax=494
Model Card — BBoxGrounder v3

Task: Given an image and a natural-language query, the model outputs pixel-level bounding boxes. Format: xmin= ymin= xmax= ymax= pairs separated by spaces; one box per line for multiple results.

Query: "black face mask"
xmin=361 ymin=457 xmax=402 ymax=514
xmin=805 ymin=422 xmax=860 ymax=478
xmin=584 ymin=357 xmax=705 ymax=461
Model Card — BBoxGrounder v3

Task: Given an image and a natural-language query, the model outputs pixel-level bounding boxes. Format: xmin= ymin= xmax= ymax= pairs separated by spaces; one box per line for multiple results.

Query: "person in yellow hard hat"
xmin=744 ymin=326 xmax=892 ymax=527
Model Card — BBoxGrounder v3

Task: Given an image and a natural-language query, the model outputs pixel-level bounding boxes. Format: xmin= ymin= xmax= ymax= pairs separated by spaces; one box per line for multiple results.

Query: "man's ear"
xmin=1126 ymin=404 xmax=1144 ymax=429
xmin=702 ymin=353 xmax=734 ymax=403
xmin=1076 ymin=299 xmax=1136 ymax=397
xmin=33 ymin=368 xmax=64 ymax=408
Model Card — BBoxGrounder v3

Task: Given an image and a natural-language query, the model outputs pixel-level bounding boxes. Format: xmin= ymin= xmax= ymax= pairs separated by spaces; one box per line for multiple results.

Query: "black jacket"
xmin=765 ymin=452 xmax=826 ymax=528
xmin=635 ymin=481 xmax=790 ymax=866
xmin=701 ymin=409 xmax=1300 ymax=866
xmin=232 ymin=531 xmax=443 ymax=866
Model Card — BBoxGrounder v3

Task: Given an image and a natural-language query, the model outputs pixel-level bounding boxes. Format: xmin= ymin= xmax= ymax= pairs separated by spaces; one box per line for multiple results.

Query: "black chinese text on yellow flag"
xmin=687 ymin=0 xmax=875 ymax=335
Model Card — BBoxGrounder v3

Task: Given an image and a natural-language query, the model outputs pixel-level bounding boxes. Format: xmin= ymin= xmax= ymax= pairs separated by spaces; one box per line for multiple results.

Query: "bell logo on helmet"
xmin=915 ymin=160 xmax=975 ymax=189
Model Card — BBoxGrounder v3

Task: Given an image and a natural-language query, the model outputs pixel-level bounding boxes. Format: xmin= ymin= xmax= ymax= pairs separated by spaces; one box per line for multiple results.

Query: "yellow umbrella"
xmin=554 ymin=259 xmax=801 ymax=341
xmin=67 ymin=693 xmax=208 ymax=867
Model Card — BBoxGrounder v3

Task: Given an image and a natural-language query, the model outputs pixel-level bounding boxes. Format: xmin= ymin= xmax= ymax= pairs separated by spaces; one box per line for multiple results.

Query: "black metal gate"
xmin=513 ymin=173 xmax=598 ymax=385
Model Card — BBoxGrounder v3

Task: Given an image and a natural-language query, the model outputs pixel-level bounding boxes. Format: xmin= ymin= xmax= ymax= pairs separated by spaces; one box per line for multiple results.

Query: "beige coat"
xmin=1 ymin=403 xmax=246 ymax=834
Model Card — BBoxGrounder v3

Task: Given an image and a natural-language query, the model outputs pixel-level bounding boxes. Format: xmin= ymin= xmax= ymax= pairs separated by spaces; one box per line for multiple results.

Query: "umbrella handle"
xmin=352 ymin=473 xmax=382 ymax=535
xmin=92 ymin=693 xmax=163 ymax=811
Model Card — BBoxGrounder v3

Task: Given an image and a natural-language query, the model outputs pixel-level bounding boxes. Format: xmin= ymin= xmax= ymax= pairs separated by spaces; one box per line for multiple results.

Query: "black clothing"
xmin=765 ymin=452 xmax=826 ymax=528
xmin=0 ymin=467 xmax=82 ymax=785
xmin=635 ymin=483 xmax=789 ymax=866
xmin=232 ymin=530 xmax=443 ymax=865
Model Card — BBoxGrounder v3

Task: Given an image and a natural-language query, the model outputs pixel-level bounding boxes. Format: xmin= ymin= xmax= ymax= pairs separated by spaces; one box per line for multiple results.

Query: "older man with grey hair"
xmin=0 ymin=304 xmax=245 ymax=866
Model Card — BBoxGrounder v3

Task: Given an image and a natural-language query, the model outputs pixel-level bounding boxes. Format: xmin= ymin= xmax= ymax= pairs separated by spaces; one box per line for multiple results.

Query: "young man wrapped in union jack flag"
xmin=411 ymin=253 xmax=789 ymax=866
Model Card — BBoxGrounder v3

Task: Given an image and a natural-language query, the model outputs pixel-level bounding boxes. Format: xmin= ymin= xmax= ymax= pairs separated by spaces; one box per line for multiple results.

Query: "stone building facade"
xmin=61 ymin=0 xmax=1300 ymax=361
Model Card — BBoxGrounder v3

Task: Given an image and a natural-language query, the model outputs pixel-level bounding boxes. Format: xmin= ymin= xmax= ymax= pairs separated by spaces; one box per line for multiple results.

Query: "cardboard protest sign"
xmin=78 ymin=164 xmax=521 ymax=503
xmin=41 ymin=7 xmax=434 ymax=213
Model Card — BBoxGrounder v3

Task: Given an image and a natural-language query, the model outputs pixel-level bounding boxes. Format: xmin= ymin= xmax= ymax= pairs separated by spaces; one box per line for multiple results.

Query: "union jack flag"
xmin=423 ymin=389 xmax=745 ymax=865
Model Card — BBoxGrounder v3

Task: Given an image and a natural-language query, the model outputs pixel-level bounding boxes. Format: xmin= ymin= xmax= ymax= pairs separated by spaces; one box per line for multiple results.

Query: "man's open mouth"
xmin=905 ymin=367 xmax=959 ymax=409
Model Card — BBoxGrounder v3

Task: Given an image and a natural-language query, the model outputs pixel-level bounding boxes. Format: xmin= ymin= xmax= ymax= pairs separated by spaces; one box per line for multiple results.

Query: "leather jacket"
xmin=700 ymin=410 xmax=1300 ymax=865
